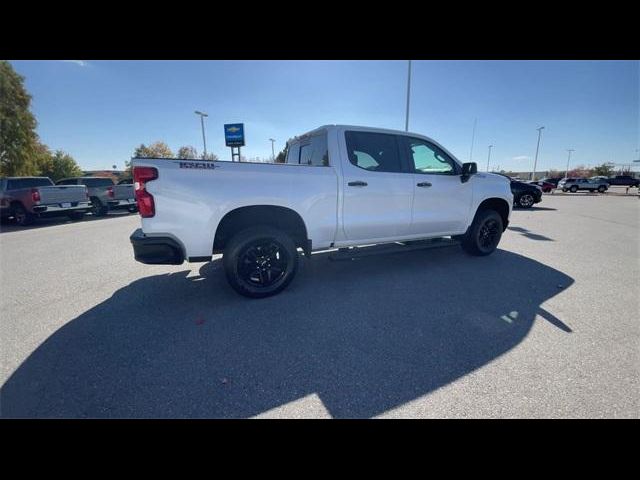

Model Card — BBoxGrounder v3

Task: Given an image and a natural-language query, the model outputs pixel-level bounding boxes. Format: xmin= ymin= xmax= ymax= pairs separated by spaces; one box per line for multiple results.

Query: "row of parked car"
xmin=530 ymin=175 xmax=639 ymax=193
xmin=0 ymin=176 xmax=136 ymax=226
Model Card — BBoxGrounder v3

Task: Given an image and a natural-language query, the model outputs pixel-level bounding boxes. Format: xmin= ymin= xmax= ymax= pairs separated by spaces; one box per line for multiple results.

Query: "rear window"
xmin=287 ymin=131 xmax=329 ymax=166
xmin=7 ymin=178 xmax=54 ymax=189
xmin=83 ymin=178 xmax=114 ymax=187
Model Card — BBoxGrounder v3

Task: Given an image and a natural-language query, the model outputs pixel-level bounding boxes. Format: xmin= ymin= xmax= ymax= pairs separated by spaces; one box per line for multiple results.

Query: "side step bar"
xmin=327 ymin=237 xmax=460 ymax=261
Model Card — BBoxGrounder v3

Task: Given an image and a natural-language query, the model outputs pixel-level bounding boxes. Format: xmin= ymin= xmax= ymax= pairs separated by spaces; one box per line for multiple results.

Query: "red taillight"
xmin=107 ymin=186 xmax=114 ymax=198
xmin=31 ymin=188 xmax=41 ymax=202
xmin=133 ymin=166 xmax=158 ymax=218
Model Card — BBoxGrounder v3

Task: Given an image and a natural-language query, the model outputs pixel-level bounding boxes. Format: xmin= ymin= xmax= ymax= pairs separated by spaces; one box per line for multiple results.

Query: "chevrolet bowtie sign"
xmin=224 ymin=123 xmax=245 ymax=147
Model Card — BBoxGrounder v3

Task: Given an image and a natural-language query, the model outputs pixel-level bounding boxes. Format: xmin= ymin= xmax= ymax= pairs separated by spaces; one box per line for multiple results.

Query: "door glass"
xmin=407 ymin=139 xmax=455 ymax=174
xmin=345 ymin=131 xmax=402 ymax=173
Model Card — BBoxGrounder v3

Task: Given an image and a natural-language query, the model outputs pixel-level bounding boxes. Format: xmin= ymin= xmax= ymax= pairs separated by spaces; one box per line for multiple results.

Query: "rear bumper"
xmin=108 ymin=198 xmax=137 ymax=210
xmin=130 ymin=228 xmax=184 ymax=265
xmin=33 ymin=201 xmax=92 ymax=215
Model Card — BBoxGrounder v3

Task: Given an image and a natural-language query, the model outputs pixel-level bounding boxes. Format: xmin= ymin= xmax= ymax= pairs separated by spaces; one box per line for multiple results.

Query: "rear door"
xmin=401 ymin=136 xmax=472 ymax=235
xmin=340 ymin=130 xmax=413 ymax=240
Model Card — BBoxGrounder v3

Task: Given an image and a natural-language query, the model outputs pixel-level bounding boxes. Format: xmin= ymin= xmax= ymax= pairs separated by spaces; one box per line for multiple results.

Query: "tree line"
xmin=0 ymin=61 xmax=84 ymax=181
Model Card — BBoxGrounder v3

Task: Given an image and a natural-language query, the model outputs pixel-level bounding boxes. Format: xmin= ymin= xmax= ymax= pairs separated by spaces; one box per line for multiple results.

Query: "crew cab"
xmin=56 ymin=176 xmax=137 ymax=216
xmin=130 ymin=125 xmax=513 ymax=298
xmin=0 ymin=176 xmax=91 ymax=226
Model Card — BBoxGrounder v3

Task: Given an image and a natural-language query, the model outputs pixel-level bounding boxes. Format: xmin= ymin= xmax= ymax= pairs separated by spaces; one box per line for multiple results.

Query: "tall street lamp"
xmin=405 ymin=60 xmax=412 ymax=132
xmin=269 ymin=138 xmax=276 ymax=161
xmin=565 ymin=149 xmax=574 ymax=178
xmin=486 ymin=144 xmax=493 ymax=172
xmin=531 ymin=126 xmax=545 ymax=181
xmin=194 ymin=110 xmax=209 ymax=158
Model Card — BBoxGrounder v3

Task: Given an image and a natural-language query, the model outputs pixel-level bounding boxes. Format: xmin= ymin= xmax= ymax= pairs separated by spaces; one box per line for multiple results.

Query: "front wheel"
xmin=223 ymin=226 xmax=299 ymax=298
xmin=517 ymin=193 xmax=535 ymax=208
xmin=598 ymin=186 xmax=606 ymax=193
xmin=90 ymin=197 xmax=108 ymax=217
xmin=570 ymin=186 xmax=578 ymax=193
xmin=461 ymin=209 xmax=504 ymax=256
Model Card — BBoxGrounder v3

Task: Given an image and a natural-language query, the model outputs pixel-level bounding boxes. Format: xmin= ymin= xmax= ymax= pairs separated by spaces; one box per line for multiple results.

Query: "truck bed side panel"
xmin=135 ymin=159 xmax=339 ymax=258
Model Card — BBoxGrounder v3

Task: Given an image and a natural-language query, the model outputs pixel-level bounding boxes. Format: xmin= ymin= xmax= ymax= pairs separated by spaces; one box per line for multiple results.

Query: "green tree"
xmin=133 ymin=141 xmax=174 ymax=158
xmin=274 ymin=145 xmax=287 ymax=163
xmin=177 ymin=146 xmax=198 ymax=158
xmin=39 ymin=150 xmax=83 ymax=181
xmin=0 ymin=60 xmax=46 ymax=176
xmin=592 ymin=163 xmax=614 ymax=177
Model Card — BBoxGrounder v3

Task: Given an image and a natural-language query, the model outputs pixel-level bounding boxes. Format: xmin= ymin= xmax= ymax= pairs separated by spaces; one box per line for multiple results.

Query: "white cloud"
xmin=62 ymin=60 xmax=88 ymax=67
xmin=512 ymin=155 xmax=530 ymax=161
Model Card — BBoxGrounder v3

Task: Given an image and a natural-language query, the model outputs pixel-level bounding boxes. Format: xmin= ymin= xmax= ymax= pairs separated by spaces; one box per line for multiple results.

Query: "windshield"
xmin=6 ymin=177 xmax=53 ymax=189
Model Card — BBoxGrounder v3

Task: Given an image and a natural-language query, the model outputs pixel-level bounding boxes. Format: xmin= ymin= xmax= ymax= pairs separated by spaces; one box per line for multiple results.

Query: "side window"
xmin=286 ymin=143 xmax=300 ymax=164
xmin=345 ymin=131 xmax=403 ymax=173
xmin=405 ymin=138 xmax=456 ymax=175
xmin=298 ymin=133 xmax=329 ymax=166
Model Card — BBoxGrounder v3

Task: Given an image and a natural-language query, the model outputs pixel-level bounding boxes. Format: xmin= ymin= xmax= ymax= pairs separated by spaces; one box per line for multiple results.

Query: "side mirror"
xmin=461 ymin=162 xmax=477 ymax=183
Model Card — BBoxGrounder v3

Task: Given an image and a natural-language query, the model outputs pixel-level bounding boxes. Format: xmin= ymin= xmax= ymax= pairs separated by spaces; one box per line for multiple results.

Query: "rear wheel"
xmin=13 ymin=204 xmax=34 ymax=226
xmin=598 ymin=185 xmax=606 ymax=193
xmin=461 ymin=209 xmax=503 ymax=256
xmin=223 ymin=226 xmax=299 ymax=298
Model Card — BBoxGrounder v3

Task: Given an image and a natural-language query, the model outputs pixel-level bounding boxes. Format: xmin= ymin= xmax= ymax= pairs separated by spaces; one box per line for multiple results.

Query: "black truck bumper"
xmin=130 ymin=228 xmax=184 ymax=265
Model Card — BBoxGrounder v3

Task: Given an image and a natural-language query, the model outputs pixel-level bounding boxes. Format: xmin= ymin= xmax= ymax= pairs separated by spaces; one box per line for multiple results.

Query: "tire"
xmin=12 ymin=203 xmax=35 ymax=226
xmin=517 ymin=193 xmax=535 ymax=208
xmin=67 ymin=211 xmax=86 ymax=221
xmin=461 ymin=209 xmax=504 ymax=256
xmin=90 ymin=197 xmax=108 ymax=217
xmin=598 ymin=185 xmax=606 ymax=193
xmin=570 ymin=186 xmax=578 ymax=193
xmin=562 ymin=188 xmax=568 ymax=192
xmin=223 ymin=226 xmax=299 ymax=298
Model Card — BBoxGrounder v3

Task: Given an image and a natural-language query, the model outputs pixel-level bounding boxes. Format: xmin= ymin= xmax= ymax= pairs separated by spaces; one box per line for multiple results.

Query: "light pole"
xmin=405 ymin=60 xmax=412 ymax=132
xmin=486 ymin=145 xmax=493 ymax=172
xmin=531 ymin=126 xmax=545 ymax=181
xmin=469 ymin=118 xmax=477 ymax=162
xmin=194 ymin=110 xmax=208 ymax=158
xmin=565 ymin=149 xmax=574 ymax=178
xmin=269 ymin=138 xmax=276 ymax=161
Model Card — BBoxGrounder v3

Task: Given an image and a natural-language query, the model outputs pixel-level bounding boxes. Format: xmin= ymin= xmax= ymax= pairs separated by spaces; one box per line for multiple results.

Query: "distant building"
xmin=82 ymin=170 xmax=128 ymax=182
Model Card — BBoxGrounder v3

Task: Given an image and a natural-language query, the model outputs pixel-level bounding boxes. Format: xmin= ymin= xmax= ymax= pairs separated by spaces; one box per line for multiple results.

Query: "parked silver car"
xmin=558 ymin=177 xmax=608 ymax=193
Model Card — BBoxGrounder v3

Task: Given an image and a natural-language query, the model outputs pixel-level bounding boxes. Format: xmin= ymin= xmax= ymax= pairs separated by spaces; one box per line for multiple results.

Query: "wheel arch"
xmin=213 ymin=205 xmax=310 ymax=255
xmin=474 ymin=197 xmax=510 ymax=231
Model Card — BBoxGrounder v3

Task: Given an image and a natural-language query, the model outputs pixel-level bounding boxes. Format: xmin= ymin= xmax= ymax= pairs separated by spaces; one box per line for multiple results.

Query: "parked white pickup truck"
xmin=130 ymin=125 xmax=513 ymax=297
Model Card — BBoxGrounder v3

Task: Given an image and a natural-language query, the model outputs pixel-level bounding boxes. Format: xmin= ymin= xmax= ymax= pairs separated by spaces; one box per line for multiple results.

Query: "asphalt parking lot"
xmin=1 ymin=193 xmax=638 ymax=418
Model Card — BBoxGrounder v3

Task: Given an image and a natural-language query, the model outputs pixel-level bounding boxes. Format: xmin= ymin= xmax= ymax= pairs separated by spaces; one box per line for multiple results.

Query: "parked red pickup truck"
xmin=0 ymin=176 xmax=91 ymax=226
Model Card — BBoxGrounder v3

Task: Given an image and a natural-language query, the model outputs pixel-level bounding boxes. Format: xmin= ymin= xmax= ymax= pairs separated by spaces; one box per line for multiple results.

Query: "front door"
xmin=401 ymin=136 xmax=472 ymax=235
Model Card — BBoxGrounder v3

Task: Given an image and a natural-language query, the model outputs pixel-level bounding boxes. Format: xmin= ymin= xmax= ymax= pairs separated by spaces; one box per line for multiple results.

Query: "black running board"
xmin=327 ymin=237 xmax=460 ymax=261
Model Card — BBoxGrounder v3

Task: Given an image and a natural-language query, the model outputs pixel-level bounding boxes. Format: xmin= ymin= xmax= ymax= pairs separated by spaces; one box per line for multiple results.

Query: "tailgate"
xmin=112 ymin=184 xmax=135 ymax=200
xmin=38 ymin=186 xmax=87 ymax=204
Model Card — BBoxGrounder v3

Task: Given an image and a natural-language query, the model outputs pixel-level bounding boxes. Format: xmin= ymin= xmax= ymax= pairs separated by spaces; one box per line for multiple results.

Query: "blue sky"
xmin=9 ymin=60 xmax=640 ymax=172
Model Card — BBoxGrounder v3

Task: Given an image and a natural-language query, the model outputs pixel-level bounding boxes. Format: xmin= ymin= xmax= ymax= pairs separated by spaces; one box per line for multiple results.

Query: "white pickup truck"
xmin=130 ymin=125 xmax=513 ymax=297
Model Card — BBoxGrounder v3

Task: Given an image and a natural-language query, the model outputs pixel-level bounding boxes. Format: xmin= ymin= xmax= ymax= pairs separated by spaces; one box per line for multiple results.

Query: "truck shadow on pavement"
xmin=1 ymin=247 xmax=574 ymax=418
